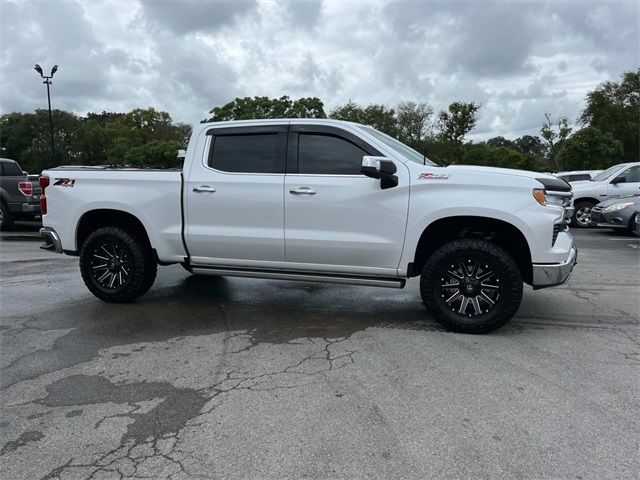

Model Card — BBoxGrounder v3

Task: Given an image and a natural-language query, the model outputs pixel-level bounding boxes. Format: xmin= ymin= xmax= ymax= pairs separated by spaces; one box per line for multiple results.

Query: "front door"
xmin=185 ymin=125 xmax=288 ymax=266
xmin=607 ymin=165 xmax=640 ymax=198
xmin=284 ymin=125 xmax=409 ymax=276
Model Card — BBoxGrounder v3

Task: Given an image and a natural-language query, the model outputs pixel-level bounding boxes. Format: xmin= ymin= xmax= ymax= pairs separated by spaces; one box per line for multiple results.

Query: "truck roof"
xmin=199 ymin=118 xmax=365 ymax=129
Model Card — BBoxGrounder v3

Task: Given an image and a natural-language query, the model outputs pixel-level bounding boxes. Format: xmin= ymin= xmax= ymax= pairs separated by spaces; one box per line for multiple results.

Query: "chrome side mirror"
xmin=361 ymin=156 xmax=398 ymax=189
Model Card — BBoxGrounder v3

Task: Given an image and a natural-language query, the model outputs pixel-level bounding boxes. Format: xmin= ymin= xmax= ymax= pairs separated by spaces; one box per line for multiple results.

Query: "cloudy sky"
xmin=1 ymin=0 xmax=638 ymax=139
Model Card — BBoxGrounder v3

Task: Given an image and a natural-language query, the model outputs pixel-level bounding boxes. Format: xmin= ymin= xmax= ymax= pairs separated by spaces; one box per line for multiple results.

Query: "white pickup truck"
xmin=40 ymin=119 xmax=577 ymax=333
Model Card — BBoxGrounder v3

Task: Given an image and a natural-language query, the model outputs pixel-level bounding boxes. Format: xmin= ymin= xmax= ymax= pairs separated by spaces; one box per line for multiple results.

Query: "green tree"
xmin=580 ymin=70 xmax=639 ymax=163
xmin=204 ymin=96 xmax=326 ymax=122
xmin=0 ymin=112 xmax=33 ymax=165
xmin=513 ymin=135 xmax=545 ymax=161
xmin=396 ymin=101 xmax=433 ymax=147
xmin=329 ymin=101 xmax=397 ymax=136
xmin=437 ymin=102 xmax=480 ymax=162
xmin=540 ymin=113 xmax=572 ymax=170
xmin=462 ymin=143 xmax=543 ymax=171
xmin=486 ymin=136 xmax=515 ymax=148
xmin=555 ymin=127 xmax=623 ymax=171
xmin=123 ymin=140 xmax=185 ymax=168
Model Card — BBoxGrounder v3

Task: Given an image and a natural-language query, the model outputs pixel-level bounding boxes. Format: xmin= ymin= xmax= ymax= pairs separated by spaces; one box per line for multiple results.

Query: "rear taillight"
xmin=39 ymin=176 xmax=49 ymax=215
xmin=18 ymin=181 xmax=33 ymax=196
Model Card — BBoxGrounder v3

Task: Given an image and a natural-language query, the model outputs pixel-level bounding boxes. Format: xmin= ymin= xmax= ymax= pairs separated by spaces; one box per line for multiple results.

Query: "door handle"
xmin=289 ymin=187 xmax=317 ymax=195
xmin=193 ymin=185 xmax=216 ymax=193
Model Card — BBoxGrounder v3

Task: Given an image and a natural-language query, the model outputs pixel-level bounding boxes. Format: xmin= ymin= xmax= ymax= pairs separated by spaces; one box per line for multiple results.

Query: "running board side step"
xmin=190 ymin=266 xmax=406 ymax=289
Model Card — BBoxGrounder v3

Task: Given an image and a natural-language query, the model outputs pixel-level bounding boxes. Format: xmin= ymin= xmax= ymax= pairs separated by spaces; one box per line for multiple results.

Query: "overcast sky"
xmin=1 ymin=0 xmax=638 ymax=139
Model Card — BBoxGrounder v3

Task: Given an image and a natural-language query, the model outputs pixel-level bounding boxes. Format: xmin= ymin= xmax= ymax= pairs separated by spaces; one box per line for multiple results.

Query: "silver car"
xmin=589 ymin=194 xmax=640 ymax=234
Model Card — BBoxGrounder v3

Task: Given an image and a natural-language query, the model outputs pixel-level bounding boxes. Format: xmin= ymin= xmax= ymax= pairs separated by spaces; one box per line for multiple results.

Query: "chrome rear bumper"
xmin=531 ymin=243 xmax=577 ymax=289
xmin=40 ymin=227 xmax=63 ymax=253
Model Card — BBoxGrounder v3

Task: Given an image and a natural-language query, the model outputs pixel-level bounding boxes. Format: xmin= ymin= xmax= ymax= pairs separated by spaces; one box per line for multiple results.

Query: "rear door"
xmin=283 ymin=124 xmax=409 ymax=276
xmin=185 ymin=125 xmax=288 ymax=266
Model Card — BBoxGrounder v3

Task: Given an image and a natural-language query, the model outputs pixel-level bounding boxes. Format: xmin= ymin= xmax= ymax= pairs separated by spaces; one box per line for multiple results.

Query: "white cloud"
xmin=0 ymin=0 xmax=637 ymax=139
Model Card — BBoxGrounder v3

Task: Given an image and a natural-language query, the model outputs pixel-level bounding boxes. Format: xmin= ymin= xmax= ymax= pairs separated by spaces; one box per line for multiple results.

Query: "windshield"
xmin=591 ymin=164 xmax=623 ymax=182
xmin=359 ymin=125 xmax=437 ymax=166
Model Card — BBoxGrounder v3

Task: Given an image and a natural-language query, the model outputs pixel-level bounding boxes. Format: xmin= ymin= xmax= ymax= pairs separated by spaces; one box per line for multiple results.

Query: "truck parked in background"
xmin=1 ymin=158 xmax=41 ymax=230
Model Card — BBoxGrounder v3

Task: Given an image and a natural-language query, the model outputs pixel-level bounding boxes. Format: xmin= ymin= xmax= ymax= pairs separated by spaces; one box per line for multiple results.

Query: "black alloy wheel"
xmin=79 ymin=226 xmax=157 ymax=302
xmin=421 ymin=239 xmax=523 ymax=334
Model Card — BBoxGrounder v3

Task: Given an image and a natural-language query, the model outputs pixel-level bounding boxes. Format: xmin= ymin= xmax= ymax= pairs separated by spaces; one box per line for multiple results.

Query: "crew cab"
xmin=1 ymin=158 xmax=41 ymax=230
xmin=39 ymin=119 xmax=577 ymax=333
xmin=569 ymin=162 xmax=640 ymax=227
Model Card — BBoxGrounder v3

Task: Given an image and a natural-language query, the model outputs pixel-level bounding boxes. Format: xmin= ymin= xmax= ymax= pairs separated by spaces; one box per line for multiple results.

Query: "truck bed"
xmin=41 ymin=167 xmax=187 ymax=262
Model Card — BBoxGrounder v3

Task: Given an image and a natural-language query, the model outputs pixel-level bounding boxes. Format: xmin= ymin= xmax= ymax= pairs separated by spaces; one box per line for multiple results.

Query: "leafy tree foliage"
xmin=396 ymin=101 xmax=433 ymax=146
xmin=580 ymin=70 xmax=639 ymax=163
xmin=437 ymin=102 xmax=480 ymax=162
xmin=513 ymin=135 xmax=545 ymax=162
xmin=0 ymin=108 xmax=188 ymax=173
xmin=461 ymin=143 xmax=543 ymax=171
xmin=329 ymin=101 xmax=398 ymax=136
xmin=555 ymin=127 xmax=623 ymax=171
xmin=437 ymin=102 xmax=480 ymax=145
xmin=540 ymin=113 xmax=572 ymax=169
xmin=204 ymin=96 xmax=326 ymax=122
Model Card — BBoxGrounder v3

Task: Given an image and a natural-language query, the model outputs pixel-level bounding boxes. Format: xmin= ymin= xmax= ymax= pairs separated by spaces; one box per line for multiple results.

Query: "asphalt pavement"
xmin=1 ymin=224 xmax=638 ymax=479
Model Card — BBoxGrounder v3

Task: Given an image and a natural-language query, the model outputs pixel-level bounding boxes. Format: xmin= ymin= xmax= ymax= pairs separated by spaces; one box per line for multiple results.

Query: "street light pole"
xmin=34 ymin=64 xmax=58 ymax=161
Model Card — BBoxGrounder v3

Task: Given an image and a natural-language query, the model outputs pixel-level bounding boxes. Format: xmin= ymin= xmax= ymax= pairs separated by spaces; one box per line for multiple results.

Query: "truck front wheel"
xmin=79 ymin=226 xmax=157 ymax=303
xmin=420 ymin=239 xmax=523 ymax=334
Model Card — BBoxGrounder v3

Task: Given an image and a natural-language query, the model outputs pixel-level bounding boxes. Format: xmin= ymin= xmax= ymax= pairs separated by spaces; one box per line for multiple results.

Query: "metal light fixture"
xmin=34 ymin=64 xmax=59 ymax=161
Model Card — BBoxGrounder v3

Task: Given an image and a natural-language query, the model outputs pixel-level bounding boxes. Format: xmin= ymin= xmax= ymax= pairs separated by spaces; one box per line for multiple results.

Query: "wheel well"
xmin=574 ymin=197 xmax=600 ymax=206
xmin=412 ymin=216 xmax=533 ymax=284
xmin=76 ymin=209 xmax=152 ymax=254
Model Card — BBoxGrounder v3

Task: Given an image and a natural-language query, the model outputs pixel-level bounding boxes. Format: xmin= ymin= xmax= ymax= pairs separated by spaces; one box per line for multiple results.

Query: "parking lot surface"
xmin=1 ymin=225 xmax=639 ymax=479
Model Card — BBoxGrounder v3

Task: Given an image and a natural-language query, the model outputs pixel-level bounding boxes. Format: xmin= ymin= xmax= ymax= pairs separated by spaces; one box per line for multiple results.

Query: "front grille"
xmin=552 ymin=223 xmax=567 ymax=245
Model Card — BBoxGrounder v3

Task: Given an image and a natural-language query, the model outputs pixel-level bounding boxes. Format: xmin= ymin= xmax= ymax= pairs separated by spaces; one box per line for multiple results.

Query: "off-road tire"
xmin=79 ymin=226 xmax=157 ymax=302
xmin=0 ymin=201 xmax=14 ymax=231
xmin=420 ymin=239 xmax=523 ymax=334
xmin=572 ymin=200 xmax=596 ymax=228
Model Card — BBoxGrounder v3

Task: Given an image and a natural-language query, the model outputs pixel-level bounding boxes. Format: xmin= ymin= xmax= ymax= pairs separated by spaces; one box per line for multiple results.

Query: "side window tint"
xmin=2 ymin=162 xmax=22 ymax=176
xmin=622 ymin=166 xmax=640 ymax=183
xmin=298 ymin=134 xmax=367 ymax=175
xmin=209 ymin=133 xmax=285 ymax=173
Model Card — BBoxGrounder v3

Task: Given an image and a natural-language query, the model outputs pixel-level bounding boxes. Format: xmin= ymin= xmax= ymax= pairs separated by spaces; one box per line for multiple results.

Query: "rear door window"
xmin=208 ymin=133 xmax=286 ymax=174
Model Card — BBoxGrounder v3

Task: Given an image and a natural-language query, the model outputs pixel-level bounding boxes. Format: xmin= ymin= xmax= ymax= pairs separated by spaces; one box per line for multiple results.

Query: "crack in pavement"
xmin=30 ymin=334 xmax=357 ymax=480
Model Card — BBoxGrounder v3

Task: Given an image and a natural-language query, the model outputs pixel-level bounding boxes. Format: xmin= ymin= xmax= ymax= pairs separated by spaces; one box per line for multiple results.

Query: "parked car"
xmin=555 ymin=170 xmax=602 ymax=183
xmin=589 ymin=194 xmax=640 ymax=234
xmin=633 ymin=207 xmax=640 ymax=237
xmin=39 ymin=119 xmax=577 ymax=334
xmin=570 ymin=162 xmax=640 ymax=227
xmin=0 ymin=158 xmax=41 ymax=230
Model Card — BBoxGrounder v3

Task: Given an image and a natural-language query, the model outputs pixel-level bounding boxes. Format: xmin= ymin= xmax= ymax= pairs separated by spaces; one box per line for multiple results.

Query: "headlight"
xmin=602 ymin=202 xmax=633 ymax=212
xmin=533 ymin=189 xmax=572 ymax=207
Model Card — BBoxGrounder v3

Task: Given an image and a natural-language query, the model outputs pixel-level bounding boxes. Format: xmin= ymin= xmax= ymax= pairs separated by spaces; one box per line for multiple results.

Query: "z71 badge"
xmin=53 ymin=178 xmax=75 ymax=187
xmin=418 ymin=172 xmax=448 ymax=180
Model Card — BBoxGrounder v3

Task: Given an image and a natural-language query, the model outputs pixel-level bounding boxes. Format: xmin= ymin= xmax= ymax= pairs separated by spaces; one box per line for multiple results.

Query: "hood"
xmin=596 ymin=193 xmax=640 ymax=208
xmin=570 ymin=179 xmax=598 ymax=190
xmin=444 ymin=164 xmax=562 ymax=184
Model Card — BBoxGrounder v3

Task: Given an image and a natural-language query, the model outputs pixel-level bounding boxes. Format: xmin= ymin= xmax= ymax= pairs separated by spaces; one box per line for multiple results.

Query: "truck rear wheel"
xmin=79 ymin=226 xmax=157 ymax=303
xmin=420 ymin=239 xmax=523 ymax=334
xmin=0 ymin=201 xmax=15 ymax=231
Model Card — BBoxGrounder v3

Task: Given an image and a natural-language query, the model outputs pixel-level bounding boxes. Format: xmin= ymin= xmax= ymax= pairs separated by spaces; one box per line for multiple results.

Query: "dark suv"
xmin=0 ymin=158 xmax=41 ymax=230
